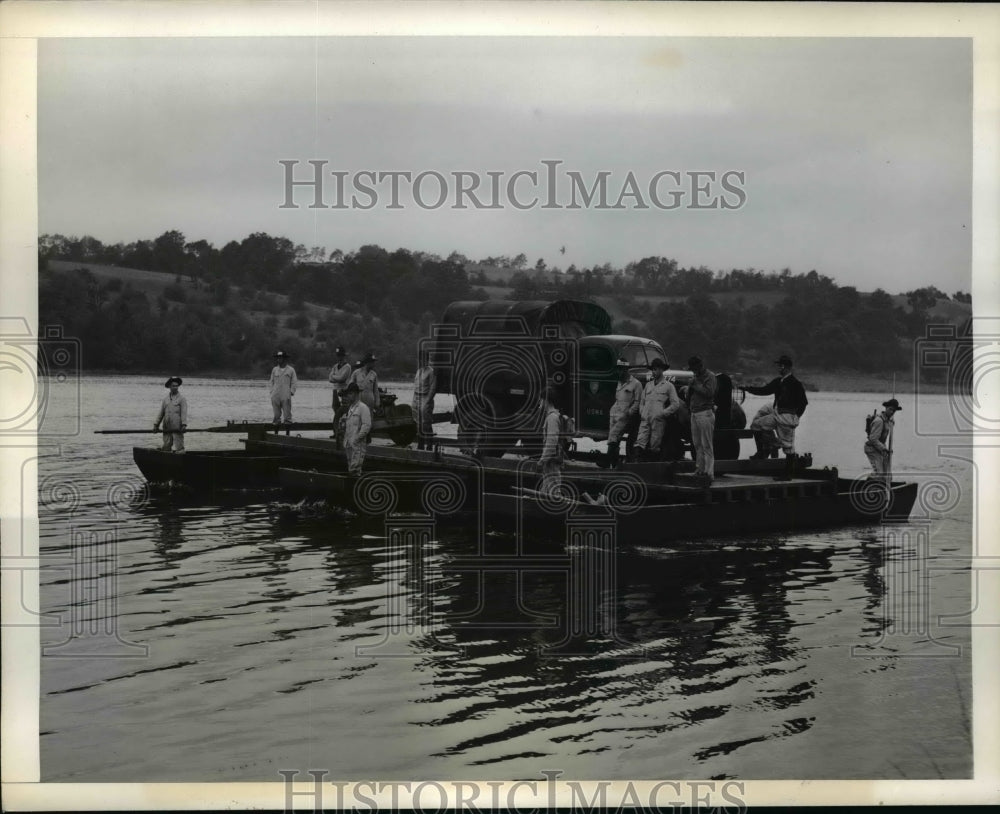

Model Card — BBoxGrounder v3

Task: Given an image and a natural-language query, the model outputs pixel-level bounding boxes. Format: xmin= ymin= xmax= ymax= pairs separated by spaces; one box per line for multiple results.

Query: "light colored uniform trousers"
xmin=344 ymin=403 xmax=372 ymax=475
xmin=750 ymin=405 xmax=799 ymax=453
xmin=865 ymin=444 xmax=891 ymax=483
xmin=157 ymin=394 xmax=187 ymax=452
xmin=690 ymin=409 xmax=715 ymax=478
xmin=539 ymin=408 xmax=563 ymax=496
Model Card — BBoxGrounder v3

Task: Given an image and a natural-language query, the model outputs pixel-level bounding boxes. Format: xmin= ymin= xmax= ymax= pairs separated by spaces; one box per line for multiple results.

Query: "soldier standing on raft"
xmin=328 ymin=346 xmax=353 ymax=431
xmin=745 ymin=354 xmax=808 ymax=460
xmin=412 ymin=351 xmax=437 ymax=451
xmin=865 ymin=398 xmax=901 ymax=484
xmin=633 ymin=358 xmax=681 ymax=462
xmin=269 ymin=350 xmax=297 ymax=432
xmin=351 ymin=352 xmax=381 ymax=413
xmin=538 ymin=386 xmax=564 ymax=496
xmin=686 ymin=355 xmax=718 ymax=486
xmin=606 ymin=358 xmax=642 ymax=468
xmin=342 ymin=382 xmax=372 ymax=476
xmin=153 ymin=376 xmax=188 ymax=452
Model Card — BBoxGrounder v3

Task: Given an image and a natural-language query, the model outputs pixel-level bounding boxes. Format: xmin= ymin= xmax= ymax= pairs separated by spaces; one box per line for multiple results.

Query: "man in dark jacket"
xmin=745 ymin=355 xmax=808 ymax=459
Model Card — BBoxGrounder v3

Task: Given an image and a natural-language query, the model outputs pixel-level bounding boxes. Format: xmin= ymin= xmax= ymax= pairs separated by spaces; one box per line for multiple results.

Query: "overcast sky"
xmin=38 ymin=36 xmax=971 ymax=293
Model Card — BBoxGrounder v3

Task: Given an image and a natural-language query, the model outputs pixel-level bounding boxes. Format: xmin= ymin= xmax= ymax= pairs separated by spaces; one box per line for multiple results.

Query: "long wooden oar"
xmin=95 ymin=421 xmax=338 ymax=434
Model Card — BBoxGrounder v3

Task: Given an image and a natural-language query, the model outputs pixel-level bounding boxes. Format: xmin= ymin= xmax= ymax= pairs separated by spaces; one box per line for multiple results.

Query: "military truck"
xmin=423 ymin=299 xmax=747 ymax=457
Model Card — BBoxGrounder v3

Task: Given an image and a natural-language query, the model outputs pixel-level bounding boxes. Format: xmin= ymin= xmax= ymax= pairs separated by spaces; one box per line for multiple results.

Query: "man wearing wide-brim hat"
xmin=632 ymin=357 xmax=681 ymax=462
xmin=606 ymin=358 xmax=643 ymax=467
xmin=269 ymin=350 xmax=298 ymax=430
xmin=153 ymin=376 xmax=188 ymax=453
xmin=350 ymin=351 xmax=381 ymax=413
xmin=328 ymin=346 xmax=353 ymax=432
xmin=341 ymin=381 xmax=372 ymax=475
xmin=865 ymin=398 xmax=902 ymax=482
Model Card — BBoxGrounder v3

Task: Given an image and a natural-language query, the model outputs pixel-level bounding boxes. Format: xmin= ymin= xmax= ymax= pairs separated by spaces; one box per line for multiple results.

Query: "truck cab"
xmin=577 ymin=335 xmax=693 ymax=438
xmin=427 ymin=299 xmax=690 ymax=450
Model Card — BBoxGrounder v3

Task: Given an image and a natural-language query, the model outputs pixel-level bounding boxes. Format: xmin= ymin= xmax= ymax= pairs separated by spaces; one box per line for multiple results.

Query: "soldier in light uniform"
xmin=412 ymin=352 xmax=437 ymax=451
xmin=606 ymin=358 xmax=643 ymax=468
xmin=538 ymin=385 xmax=564 ymax=496
xmin=633 ymin=358 xmax=681 ymax=461
xmin=342 ymin=382 xmax=372 ymax=476
xmin=153 ymin=376 xmax=188 ymax=452
xmin=686 ymin=355 xmax=718 ymax=485
xmin=350 ymin=352 xmax=381 ymax=413
xmin=268 ymin=350 xmax=297 ymax=430
xmin=328 ymin=346 xmax=353 ymax=430
xmin=865 ymin=398 xmax=901 ymax=484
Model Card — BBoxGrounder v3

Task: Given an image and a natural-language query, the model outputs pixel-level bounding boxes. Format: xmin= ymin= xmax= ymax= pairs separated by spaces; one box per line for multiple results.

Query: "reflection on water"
xmin=36 ymin=380 xmax=973 ymax=781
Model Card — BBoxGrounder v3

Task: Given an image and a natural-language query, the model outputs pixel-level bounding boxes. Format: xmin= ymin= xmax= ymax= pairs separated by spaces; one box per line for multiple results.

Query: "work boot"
xmin=607 ymin=441 xmax=620 ymax=469
xmin=749 ymin=432 xmax=768 ymax=460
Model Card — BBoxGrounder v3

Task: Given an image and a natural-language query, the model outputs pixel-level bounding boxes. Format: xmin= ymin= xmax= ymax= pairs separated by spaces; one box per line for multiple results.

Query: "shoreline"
xmin=54 ymin=369 xmax=958 ymax=395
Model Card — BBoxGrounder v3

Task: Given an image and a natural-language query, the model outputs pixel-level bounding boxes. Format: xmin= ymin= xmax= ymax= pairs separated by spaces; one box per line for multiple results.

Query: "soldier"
xmin=342 ymin=382 xmax=372 ymax=476
xmin=538 ymin=385 xmax=564 ymax=496
xmin=153 ymin=376 xmax=188 ymax=453
xmin=606 ymin=358 xmax=642 ymax=468
xmin=865 ymin=398 xmax=901 ymax=484
xmin=412 ymin=351 xmax=437 ymax=451
xmin=328 ymin=346 xmax=353 ymax=432
xmin=745 ymin=355 xmax=808 ymax=459
xmin=633 ymin=358 xmax=681 ymax=462
xmin=686 ymin=355 xmax=718 ymax=486
xmin=268 ymin=350 xmax=297 ymax=431
xmin=351 ymin=352 xmax=381 ymax=413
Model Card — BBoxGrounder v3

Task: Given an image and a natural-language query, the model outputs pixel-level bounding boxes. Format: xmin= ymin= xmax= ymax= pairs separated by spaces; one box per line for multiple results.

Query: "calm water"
xmin=36 ymin=376 xmax=972 ymax=780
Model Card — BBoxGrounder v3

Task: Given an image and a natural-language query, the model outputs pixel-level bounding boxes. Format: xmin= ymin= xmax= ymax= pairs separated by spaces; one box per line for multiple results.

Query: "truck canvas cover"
xmin=440 ymin=300 xmax=613 ymax=339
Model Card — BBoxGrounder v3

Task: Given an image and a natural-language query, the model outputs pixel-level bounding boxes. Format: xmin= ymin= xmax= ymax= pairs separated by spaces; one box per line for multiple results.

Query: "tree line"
xmin=39 ymin=230 xmax=969 ymax=380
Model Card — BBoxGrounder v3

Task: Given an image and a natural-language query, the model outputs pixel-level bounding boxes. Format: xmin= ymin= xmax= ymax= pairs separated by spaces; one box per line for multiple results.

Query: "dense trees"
xmin=39 ymin=230 xmax=967 ymax=378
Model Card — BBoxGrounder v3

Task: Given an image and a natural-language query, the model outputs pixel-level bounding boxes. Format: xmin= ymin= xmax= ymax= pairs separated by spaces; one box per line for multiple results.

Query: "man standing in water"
xmin=865 ymin=398 xmax=901 ymax=484
xmin=153 ymin=376 xmax=188 ymax=452
xmin=269 ymin=350 xmax=297 ymax=432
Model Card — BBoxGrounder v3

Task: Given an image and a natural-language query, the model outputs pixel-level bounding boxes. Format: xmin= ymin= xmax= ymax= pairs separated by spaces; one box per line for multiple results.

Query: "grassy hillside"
xmin=47 ymin=260 xmax=344 ymax=358
xmin=43 ymin=259 xmax=969 ymax=392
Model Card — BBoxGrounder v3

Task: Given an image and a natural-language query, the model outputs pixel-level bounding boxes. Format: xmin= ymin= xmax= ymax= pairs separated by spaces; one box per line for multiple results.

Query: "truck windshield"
xmin=621 ymin=344 xmax=651 ymax=367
